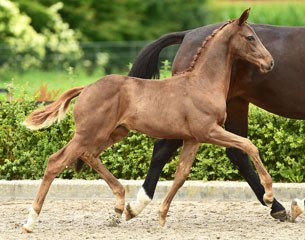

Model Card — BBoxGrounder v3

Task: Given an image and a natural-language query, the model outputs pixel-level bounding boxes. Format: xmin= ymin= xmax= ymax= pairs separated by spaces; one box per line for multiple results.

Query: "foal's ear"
xmin=238 ymin=8 xmax=250 ymax=26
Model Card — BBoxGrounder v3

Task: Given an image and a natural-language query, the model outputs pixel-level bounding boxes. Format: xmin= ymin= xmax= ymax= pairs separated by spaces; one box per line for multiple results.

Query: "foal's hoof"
xmin=263 ymin=193 xmax=274 ymax=208
xmin=114 ymin=207 xmax=123 ymax=218
xmin=22 ymin=226 xmax=32 ymax=233
xmin=290 ymin=198 xmax=304 ymax=223
xmin=125 ymin=203 xmax=136 ymax=221
xmin=158 ymin=211 xmax=166 ymax=227
xmin=270 ymin=210 xmax=287 ymax=222
xmin=107 ymin=215 xmax=121 ymax=227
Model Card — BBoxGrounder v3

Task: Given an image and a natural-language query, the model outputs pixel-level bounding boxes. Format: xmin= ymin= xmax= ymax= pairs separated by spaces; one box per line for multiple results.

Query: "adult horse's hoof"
xmin=125 ymin=203 xmax=136 ymax=221
xmin=270 ymin=209 xmax=287 ymax=222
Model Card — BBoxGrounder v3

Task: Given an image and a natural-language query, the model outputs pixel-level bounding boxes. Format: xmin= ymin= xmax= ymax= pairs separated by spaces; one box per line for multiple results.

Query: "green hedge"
xmin=1 ymin=101 xmax=305 ymax=182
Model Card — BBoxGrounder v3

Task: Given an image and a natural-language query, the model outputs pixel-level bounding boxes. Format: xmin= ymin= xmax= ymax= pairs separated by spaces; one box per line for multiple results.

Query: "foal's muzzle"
xmin=267 ymin=60 xmax=274 ymax=71
xmin=260 ymin=59 xmax=274 ymax=73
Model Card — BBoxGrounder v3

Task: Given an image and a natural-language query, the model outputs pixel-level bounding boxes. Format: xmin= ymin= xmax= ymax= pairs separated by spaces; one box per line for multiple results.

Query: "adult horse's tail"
xmin=128 ymin=31 xmax=188 ymax=79
xmin=23 ymin=86 xmax=84 ymax=130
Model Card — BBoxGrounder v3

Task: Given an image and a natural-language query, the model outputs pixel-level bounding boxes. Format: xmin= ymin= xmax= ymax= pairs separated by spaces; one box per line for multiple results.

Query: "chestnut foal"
xmin=23 ymin=9 xmax=274 ymax=232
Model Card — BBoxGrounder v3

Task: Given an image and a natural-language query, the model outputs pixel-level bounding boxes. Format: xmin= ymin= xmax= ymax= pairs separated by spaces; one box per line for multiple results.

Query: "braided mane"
xmin=176 ymin=19 xmax=236 ymax=75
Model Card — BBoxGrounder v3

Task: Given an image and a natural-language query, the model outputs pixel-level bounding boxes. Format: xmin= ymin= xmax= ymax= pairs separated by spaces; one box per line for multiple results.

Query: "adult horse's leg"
xmin=23 ymin=137 xmax=85 ymax=232
xmin=158 ymin=140 xmax=199 ymax=226
xmin=225 ymin=97 xmax=286 ymax=220
xmin=125 ymin=139 xmax=182 ymax=220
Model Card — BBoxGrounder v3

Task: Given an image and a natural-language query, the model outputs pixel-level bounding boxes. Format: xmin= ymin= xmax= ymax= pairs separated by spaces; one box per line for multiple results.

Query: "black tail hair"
xmin=128 ymin=31 xmax=188 ymax=79
xmin=75 ymin=158 xmax=85 ymax=172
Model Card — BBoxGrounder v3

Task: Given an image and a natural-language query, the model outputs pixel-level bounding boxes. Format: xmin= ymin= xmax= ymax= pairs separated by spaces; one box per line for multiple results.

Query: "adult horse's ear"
xmin=238 ymin=8 xmax=250 ymax=26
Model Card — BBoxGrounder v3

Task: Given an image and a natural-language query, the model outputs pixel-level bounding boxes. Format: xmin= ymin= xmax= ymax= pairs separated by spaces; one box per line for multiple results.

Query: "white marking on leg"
xmin=23 ymin=206 xmax=39 ymax=232
xmin=290 ymin=198 xmax=305 ymax=222
xmin=295 ymin=198 xmax=305 ymax=212
xmin=129 ymin=187 xmax=151 ymax=216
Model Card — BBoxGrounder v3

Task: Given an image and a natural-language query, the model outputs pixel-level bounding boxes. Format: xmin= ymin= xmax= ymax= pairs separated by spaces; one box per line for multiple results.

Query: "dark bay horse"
xmin=126 ymin=15 xmax=305 ymax=223
xmin=23 ymin=9 xmax=274 ymax=231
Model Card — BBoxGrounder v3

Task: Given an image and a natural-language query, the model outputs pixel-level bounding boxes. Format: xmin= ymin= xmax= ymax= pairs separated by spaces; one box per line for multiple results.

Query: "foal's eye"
xmin=246 ymin=36 xmax=255 ymax=41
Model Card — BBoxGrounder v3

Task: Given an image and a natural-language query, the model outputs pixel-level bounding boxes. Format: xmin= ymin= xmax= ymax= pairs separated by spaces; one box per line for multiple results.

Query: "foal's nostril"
xmin=267 ymin=60 xmax=274 ymax=71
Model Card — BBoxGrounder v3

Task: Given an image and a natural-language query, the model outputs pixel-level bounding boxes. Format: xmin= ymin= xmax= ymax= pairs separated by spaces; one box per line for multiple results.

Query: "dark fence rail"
xmin=0 ymin=41 xmax=179 ymax=74
xmin=0 ymin=88 xmax=8 ymax=93
xmin=0 ymin=88 xmax=12 ymax=102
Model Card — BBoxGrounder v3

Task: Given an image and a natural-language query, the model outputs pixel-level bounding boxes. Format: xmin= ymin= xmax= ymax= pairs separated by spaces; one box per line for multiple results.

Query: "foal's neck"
xmin=189 ymin=24 xmax=235 ymax=98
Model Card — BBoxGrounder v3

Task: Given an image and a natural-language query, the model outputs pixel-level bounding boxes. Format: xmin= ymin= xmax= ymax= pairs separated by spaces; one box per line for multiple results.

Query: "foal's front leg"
xmin=207 ymin=125 xmax=274 ymax=207
xmin=158 ymin=140 xmax=200 ymax=226
xmin=225 ymin=98 xmax=286 ymax=221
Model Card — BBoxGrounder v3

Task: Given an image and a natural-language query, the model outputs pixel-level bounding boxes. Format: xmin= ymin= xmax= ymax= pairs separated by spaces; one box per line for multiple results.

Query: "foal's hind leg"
xmin=80 ymin=126 xmax=129 ymax=218
xmin=158 ymin=140 xmax=199 ymax=226
xmin=206 ymin=125 xmax=274 ymax=207
xmin=23 ymin=138 xmax=85 ymax=232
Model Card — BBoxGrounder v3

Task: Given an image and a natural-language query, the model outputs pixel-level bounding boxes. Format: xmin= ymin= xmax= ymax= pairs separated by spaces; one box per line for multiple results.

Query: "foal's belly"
xmin=122 ymin=108 xmax=222 ymax=141
xmin=122 ymin=114 xmax=194 ymax=140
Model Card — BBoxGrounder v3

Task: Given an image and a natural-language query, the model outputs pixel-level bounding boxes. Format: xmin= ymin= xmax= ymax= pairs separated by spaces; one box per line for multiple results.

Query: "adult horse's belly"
xmin=238 ymin=65 xmax=305 ymax=120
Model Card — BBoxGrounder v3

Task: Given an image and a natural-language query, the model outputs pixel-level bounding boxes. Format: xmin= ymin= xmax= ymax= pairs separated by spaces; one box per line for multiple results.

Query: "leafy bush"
xmin=33 ymin=0 xmax=208 ymax=42
xmin=38 ymin=2 xmax=82 ymax=70
xmin=0 ymin=0 xmax=82 ymax=79
xmin=0 ymin=101 xmax=74 ymax=179
xmin=1 ymin=101 xmax=305 ymax=182
xmin=248 ymin=107 xmax=305 ymax=182
xmin=0 ymin=101 xmax=155 ymax=180
xmin=0 ymin=0 xmax=45 ymax=74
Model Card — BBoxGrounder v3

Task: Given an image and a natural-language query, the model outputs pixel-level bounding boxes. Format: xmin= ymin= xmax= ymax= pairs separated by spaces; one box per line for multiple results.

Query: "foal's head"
xmin=229 ymin=9 xmax=274 ymax=73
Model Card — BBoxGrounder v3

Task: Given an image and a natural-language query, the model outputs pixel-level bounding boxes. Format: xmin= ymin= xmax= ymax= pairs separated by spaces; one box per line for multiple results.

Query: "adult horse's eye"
xmin=246 ymin=36 xmax=255 ymax=41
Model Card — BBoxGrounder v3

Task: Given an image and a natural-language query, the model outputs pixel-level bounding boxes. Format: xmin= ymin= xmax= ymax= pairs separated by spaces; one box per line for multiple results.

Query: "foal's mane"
xmin=176 ymin=19 xmax=236 ymax=75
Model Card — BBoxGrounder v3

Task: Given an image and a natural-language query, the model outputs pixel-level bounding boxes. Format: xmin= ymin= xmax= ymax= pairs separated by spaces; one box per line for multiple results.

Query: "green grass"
xmin=207 ymin=0 xmax=305 ymax=26
xmin=0 ymin=61 xmax=172 ymax=102
xmin=0 ymin=68 xmax=108 ymax=101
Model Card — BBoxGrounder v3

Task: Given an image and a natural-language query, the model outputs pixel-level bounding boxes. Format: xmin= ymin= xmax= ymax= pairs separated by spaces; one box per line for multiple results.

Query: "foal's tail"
xmin=23 ymin=86 xmax=85 ymax=130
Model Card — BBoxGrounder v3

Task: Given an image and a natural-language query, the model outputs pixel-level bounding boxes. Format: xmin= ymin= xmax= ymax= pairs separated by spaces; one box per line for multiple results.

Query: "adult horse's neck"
xmin=188 ymin=22 xmax=236 ymax=98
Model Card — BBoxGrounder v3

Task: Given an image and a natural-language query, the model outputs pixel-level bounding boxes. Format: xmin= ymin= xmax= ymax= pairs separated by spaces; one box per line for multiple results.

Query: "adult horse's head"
xmin=230 ymin=8 xmax=274 ymax=73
